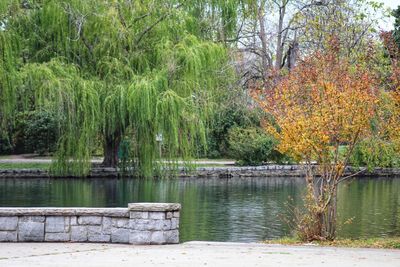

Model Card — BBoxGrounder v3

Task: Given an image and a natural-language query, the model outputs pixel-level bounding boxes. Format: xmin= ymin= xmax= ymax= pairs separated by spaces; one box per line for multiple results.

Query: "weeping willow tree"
xmin=0 ymin=0 xmax=248 ymax=177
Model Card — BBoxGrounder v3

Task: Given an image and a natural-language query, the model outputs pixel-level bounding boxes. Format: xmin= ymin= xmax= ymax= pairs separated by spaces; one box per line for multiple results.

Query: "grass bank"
xmin=0 ymin=162 xmax=50 ymax=170
xmin=0 ymin=162 xmax=227 ymax=170
xmin=265 ymin=237 xmax=400 ymax=249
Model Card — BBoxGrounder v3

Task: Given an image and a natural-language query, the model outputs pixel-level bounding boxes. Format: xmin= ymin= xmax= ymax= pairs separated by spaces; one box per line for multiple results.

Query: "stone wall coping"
xmin=0 ymin=207 xmax=129 ymax=217
xmin=128 ymin=203 xmax=181 ymax=212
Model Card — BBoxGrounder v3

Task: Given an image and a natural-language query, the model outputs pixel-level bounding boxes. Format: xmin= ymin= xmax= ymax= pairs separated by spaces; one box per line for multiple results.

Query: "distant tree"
xmin=252 ymin=39 xmax=379 ymax=241
xmin=232 ymin=0 xmax=385 ymax=88
xmin=393 ymin=6 xmax=400 ymax=48
xmin=380 ymin=32 xmax=400 ymax=156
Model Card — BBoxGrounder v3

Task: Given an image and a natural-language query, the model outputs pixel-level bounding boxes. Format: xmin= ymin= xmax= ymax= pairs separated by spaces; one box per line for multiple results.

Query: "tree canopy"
xmin=0 ymin=0 xmax=246 ymax=176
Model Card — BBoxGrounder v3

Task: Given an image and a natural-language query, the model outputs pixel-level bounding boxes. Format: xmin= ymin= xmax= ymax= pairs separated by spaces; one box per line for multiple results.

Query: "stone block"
xmin=129 ymin=230 xmax=151 ymax=245
xmin=0 ymin=217 xmax=18 ymax=231
xmin=87 ymin=225 xmax=101 ymax=235
xmin=171 ymin=218 xmax=179 ymax=229
xmin=20 ymin=216 xmax=45 ymax=223
xmin=164 ymin=230 xmax=179 ymax=244
xmin=88 ymin=233 xmax=110 ymax=242
xmin=70 ymin=216 xmax=78 ymax=225
xmin=112 ymin=218 xmax=129 ymax=228
xmin=129 ymin=219 xmax=149 ymax=230
xmin=173 ymin=211 xmax=180 ymax=218
xmin=129 ymin=211 xmax=148 ymax=219
xmin=78 ymin=216 xmax=102 ymax=225
xmin=148 ymin=212 xmax=165 ymax=220
xmin=18 ymin=221 xmax=44 ymax=241
xmin=45 ymin=233 xmax=70 ymax=242
xmin=102 ymin=217 xmax=112 ymax=234
xmin=45 ymin=216 xmax=69 ymax=233
xmin=111 ymin=228 xmax=129 ymax=243
xmin=88 ymin=225 xmax=110 ymax=242
xmin=130 ymin=219 xmax=171 ymax=231
xmin=71 ymin=225 xmax=87 ymax=242
xmin=166 ymin=212 xmax=173 ymax=219
xmin=155 ymin=219 xmax=171 ymax=231
xmin=0 ymin=231 xmax=17 ymax=241
xmin=150 ymin=231 xmax=165 ymax=244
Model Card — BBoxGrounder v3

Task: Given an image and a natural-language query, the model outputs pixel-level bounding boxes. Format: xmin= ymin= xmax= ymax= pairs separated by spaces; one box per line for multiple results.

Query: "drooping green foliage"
xmin=184 ymin=0 xmax=257 ymax=42
xmin=0 ymin=0 xmax=242 ymax=177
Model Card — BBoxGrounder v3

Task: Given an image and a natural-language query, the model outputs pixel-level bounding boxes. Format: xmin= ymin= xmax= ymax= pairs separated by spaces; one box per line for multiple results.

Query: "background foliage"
xmin=13 ymin=111 xmax=58 ymax=155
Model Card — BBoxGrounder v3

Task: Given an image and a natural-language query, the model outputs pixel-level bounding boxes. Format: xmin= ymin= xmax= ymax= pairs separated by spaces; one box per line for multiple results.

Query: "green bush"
xmin=350 ymin=137 xmax=400 ymax=169
xmin=227 ymin=126 xmax=286 ymax=165
xmin=206 ymin=103 xmax=263 ymax=158
xmin=0 ymin=132 xmax=13 ymax=155
xmin=13 ymin=111 xmax=58 ymax=155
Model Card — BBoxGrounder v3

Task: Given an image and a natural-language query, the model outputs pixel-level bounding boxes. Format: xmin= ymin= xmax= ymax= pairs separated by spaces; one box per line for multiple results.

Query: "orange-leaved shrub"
xmin=252 ymin=39 xmax=379 ymax=241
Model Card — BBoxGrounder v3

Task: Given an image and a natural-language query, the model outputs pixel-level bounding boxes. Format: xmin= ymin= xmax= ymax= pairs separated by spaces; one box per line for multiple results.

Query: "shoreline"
xmin=1 ymin=165 xmax=400 ymax=179
xmin=264 ymin=237 xmax=400 ymax=250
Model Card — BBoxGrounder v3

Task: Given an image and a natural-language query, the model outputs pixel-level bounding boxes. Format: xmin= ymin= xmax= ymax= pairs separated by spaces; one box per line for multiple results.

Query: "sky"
xmin=379 ymin=0 xmax=399 ymax=30
xmin=381 ymin=0 xmax=399 ymax=9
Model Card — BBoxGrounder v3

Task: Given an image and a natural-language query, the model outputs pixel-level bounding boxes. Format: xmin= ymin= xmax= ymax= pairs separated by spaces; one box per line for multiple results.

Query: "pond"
xmin=0 ymin=177 xmax=399 ymax=242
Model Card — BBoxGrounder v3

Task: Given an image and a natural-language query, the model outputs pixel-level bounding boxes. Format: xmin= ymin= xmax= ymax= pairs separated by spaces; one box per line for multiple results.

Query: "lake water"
xmin=0 ymin=177 xmax=399 ymax=242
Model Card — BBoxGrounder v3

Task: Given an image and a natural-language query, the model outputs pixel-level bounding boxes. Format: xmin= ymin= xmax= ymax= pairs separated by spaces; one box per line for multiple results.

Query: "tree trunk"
xmin=275 ymin=1 xmax=286 ymax=70
xmin=325 ymin=186 xmax=338 ymax=240
xmin=287 ymin=32 xmax=299 ymax=70
xmin=102 ymin=133 xmax=121 ymax=167
xmin=258 ymin=1 xmax=270 ymax=84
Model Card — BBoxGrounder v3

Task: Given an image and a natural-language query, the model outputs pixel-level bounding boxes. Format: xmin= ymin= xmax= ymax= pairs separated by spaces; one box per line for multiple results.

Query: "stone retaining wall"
xmin=1 ymin=165 xmax=400 ymax=178
xmin=187 ymin=165 xmax=400 ymax=178
xmin=0 ymin=203 xmax=180 ymax=244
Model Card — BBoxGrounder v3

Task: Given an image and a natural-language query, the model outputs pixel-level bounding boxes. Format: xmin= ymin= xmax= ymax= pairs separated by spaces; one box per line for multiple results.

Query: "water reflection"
xmin=0 ymin=177 xmax=399 ymax=242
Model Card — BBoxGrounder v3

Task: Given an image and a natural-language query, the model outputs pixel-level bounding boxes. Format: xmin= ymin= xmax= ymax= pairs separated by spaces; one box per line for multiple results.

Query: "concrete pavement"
xmin=0 ymin=241 xmax=399 ymax=267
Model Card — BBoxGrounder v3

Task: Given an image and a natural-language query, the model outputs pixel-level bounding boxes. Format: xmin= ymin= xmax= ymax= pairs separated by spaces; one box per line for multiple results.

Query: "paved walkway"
xmin=0 ymin=242 xmax=399 ymax=267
